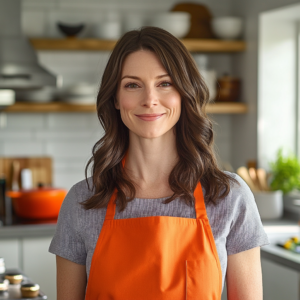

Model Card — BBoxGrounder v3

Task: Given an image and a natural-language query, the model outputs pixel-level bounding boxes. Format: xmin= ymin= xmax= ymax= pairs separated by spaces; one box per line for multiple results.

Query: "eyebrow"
xmin=121 ymin=74 xmax=170 ymax=81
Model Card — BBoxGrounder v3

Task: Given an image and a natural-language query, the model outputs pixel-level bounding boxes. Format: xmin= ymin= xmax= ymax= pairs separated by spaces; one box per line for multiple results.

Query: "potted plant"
xmin=269 ymin=148 xmax=300 ymax=194
xmin=269 ymin=148 xmax=300 ymax=216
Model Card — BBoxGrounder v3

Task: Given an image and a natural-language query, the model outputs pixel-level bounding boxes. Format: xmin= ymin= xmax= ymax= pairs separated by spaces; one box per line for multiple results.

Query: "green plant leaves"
xmin=269 ymin=148 xmax=300 ymax=194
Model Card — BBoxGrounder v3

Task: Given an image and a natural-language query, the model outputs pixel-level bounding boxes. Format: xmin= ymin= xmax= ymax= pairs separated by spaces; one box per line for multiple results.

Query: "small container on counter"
xmin=0 ymin=278 xmax=9 ymax=292
xmin=21 ymin=283 xmax=40 ymax=298
xmin=4 ymin=273 xmax=23 ymax=284
xmin=0 ymin=257 xmax=5 ymax=274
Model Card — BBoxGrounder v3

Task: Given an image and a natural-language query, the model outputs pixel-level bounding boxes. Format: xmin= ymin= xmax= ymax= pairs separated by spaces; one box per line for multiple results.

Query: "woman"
xmin=49 ymin=26 xmax=269 ymax=300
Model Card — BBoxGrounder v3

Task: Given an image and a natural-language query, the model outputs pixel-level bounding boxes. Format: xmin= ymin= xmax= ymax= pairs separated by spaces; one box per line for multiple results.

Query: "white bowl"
xmin=94 ymin=21 xmax=122 ymax=40
xmin=212 ymin=17 xmax=243 ymax=40
xmin=123 ymin=14 xmax=145 ymax=33
xmin=148 ymin=12 xmax=191 ymax=38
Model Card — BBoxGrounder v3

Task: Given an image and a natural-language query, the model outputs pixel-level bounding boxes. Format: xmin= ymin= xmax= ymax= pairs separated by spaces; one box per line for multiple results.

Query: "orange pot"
xmin=6 ymin=187 xmax=67 ymax=219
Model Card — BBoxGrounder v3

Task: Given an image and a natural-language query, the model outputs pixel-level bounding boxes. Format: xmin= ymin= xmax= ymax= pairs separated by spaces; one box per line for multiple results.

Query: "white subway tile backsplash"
xmin=54 ymin=157 xmax=88 ymax=171
xmin=3 ymin=141 xmax=44 ymax=156
xmin=53 ymin=169 xmax=86 ymax=190
xmin=22 ymin=0 xmax=58 ymax=9
xmin=45 ymin=141 xmax=94 ymax=158
xmin=46 ymin=113 xmax=100 ymax=129
xmin=7 ymin=114 xmax=46 ymax=129
xmin=0 ymin=130 xmax=32 ymax=140
xmin=34 ymin=129 xmax=96 ymax=140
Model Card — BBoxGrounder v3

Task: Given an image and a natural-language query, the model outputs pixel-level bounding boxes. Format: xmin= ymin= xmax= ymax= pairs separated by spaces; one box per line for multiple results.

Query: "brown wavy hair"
xmin=82 ymin=26 xmax=238 ymax=212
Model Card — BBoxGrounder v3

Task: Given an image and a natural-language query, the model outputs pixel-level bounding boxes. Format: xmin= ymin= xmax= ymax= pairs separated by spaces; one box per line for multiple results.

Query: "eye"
xmin=160 ymin=81 xmax=172 ymax=87
xmin=125 ymin=82 xmax=139 ymax=88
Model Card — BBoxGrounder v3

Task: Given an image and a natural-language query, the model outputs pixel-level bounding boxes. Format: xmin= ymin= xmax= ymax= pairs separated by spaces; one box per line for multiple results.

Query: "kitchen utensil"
xmin=57 ymin=22 xmax=85 ymax=38
xmin=171 ymin=3 xmax=215 ymax=38
xmin=148 ymin=12 xmax=191 ymax=38
xmin=0 ymin=157 xmax=52 ymax=189
xmin=4 ymin=273 xmax=23 ymax=284
xmin=11 ymin=161 xmax=20 ymax=191
xmin=211 ymin=17 xmax=243 ymax=40
xmin=21 ymin=168 xmax=33 ymax=190
xmin=248 ymin=168 xmax=262 ymax=191
xmin=237 ymin=166 xmax=259 ymax=191
xmin=257 ymin=168 xmax=270 ymax=191
xmin=21 ymin=283 xmax=40 ymax=298
xmin=0 ymin=176 xmax=6 ymax=218
xmin=6 ymin=186 xmax=67 ymax=219
xmin=216 ymin=73 xmax=241 ymax=102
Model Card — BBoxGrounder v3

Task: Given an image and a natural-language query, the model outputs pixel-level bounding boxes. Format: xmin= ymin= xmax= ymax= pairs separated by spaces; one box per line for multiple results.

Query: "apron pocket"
xmin=186 ymin=259 xmax=219 ymax=300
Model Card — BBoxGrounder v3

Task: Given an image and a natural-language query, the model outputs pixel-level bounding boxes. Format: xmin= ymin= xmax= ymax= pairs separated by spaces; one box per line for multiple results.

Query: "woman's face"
xmin=115 ymin=50 xmax=181 ymax=139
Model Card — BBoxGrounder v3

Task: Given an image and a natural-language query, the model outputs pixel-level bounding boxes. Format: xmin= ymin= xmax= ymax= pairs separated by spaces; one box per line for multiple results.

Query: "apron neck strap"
xmin=104 ymin=154 xmax=208 ymax=220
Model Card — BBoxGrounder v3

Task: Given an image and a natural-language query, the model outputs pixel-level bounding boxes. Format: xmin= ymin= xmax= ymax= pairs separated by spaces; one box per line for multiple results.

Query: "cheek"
xmin=164 ymin=93 xmax=181 ymax=111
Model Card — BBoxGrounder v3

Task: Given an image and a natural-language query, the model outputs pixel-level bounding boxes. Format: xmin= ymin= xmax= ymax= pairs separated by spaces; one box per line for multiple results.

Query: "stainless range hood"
xmin=0 ymin=0 xmax=57 ymax=90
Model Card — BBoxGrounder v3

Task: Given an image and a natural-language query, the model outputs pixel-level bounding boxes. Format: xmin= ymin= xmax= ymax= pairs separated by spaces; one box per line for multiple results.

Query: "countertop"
xmin=1 ymin=210 xmax=300 ymax=273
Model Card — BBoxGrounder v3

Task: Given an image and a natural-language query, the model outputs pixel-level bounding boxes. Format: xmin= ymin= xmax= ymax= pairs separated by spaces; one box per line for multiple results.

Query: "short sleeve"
xmin=49 ymin=185 xmax=86 ymax=265
xmin=226 ymin=174 xmax=270 ymax=255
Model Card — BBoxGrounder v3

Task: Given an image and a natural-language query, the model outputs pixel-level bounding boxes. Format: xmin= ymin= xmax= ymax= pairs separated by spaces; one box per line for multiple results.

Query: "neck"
xmin=125 ymin=129 xmax=178 ymax=188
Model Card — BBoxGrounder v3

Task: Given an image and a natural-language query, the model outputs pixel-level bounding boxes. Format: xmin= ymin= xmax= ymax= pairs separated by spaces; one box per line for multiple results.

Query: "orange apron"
xmin=85 ymin=157 xmax=222 ymax=300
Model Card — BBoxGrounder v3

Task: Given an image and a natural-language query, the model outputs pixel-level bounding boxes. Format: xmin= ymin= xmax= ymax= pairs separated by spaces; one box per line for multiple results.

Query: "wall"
xmin=1 ymin=0 xmax=236 ymax=190
xmin=231 ymin=0 xmax=299 ymax=170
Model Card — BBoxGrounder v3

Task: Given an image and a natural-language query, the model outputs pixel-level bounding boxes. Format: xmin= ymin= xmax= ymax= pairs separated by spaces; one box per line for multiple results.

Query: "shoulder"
xmin=223 ymin=171 xmax=258 ymax=216
xmin=59 ymin=177 xmax=94 ymax=216
xmin=71 ymin=177 xmax=94 ymax=202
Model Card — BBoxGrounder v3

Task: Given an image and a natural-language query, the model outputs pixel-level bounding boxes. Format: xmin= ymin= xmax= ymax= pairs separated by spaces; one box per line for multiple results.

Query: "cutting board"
xmin=171 ymin=3 xmax=215 ymax=39
xmin=0 ymin=157 xmax=52 ymax=189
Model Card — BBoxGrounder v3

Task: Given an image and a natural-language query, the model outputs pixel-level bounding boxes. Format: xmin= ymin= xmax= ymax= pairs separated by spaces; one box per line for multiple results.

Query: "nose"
xmin=141 ymin=86 xmax=158 ymax=108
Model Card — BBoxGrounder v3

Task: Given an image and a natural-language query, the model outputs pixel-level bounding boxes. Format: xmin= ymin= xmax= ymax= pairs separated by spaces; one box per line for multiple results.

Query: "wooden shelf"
xmin=4 ymin=102 xmax=247 ymax=114
xmin=29 ymin=38 xmax=246 ymax=53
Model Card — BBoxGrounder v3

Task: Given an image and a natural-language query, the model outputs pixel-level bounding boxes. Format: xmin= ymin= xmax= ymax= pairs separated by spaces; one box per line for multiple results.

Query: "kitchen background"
xmin=2 ymin=0 xmax=300 ymax=299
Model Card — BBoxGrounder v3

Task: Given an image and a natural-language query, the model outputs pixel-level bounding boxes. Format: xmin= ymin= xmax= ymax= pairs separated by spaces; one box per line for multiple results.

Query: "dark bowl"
xmin=57 ymin=22 xmax=85 ymax=37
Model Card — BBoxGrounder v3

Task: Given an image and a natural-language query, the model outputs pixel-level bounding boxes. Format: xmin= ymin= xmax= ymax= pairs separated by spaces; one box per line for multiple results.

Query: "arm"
xmin=56 ymin=255 xmax=87 ymax=300
xmin=226 ymin=247 xmax=263 ymax=300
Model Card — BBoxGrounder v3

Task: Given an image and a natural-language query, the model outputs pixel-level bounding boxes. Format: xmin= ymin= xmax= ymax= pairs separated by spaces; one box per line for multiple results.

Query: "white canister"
xmin=252 ymin=190 xmax=283 ymax=220
xmin=0 ymin=257 xmax=5 ymax=274
xmin=94 ymin=21 xmax=122 ymax=40
xmin=201 ymin=70 xmax=217 ymax=101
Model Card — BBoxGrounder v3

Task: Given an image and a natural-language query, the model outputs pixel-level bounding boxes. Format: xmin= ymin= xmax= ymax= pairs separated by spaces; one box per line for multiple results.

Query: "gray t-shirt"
xmin=49 ymin=172 xmax=270 ymax=292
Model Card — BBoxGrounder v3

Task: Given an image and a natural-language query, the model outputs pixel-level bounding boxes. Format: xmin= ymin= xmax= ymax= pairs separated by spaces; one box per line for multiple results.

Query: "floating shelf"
xmin=29 ymin=38 xmax=246 ymax=53
xmin=4 ymin=102 xmax=247 ymax=114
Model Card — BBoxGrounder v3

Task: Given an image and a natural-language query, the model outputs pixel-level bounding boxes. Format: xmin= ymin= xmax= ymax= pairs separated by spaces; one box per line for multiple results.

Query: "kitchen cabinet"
xmin=261 ymin=257 xmax=299 ymax=300
xmin=0 ymin=236 xmax=56 ymax=300
xmin=23 ymin=237 xmax=56 ymax=300
xmin=0 ymin=239 xmax=20 ymax=269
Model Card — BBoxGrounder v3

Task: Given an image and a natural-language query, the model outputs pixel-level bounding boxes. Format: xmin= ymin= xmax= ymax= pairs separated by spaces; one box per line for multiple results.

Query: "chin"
xmin=134 ymin=129 xmax=165 ymax=139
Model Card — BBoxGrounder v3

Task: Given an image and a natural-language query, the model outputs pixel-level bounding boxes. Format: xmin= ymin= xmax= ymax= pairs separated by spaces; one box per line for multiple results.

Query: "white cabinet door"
xmin=22 ymin=237 xmax=56 ymax=300
xmin=0 ymin=239 xmax=20 ymax=269
xmin=261 ymin=257 xmax=299 ymax=300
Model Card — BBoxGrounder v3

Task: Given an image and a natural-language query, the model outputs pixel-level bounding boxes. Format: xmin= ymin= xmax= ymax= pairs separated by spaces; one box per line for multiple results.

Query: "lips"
xmin=135 ymin=113 xmax=165 ymax=121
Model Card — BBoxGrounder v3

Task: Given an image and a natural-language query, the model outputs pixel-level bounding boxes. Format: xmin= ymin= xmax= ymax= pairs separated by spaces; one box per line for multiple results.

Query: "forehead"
xmin=121 ymin=50 xmax=167 ymax=76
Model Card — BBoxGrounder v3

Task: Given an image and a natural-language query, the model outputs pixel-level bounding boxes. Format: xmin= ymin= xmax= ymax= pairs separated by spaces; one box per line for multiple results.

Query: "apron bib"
xmin=85 ymin=157 xmax=222 ymax=300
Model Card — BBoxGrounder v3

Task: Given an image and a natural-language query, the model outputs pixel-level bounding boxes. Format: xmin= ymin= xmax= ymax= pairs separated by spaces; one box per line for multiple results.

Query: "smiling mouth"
xmin=135 ymin=114 xmax=165 ymax=121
